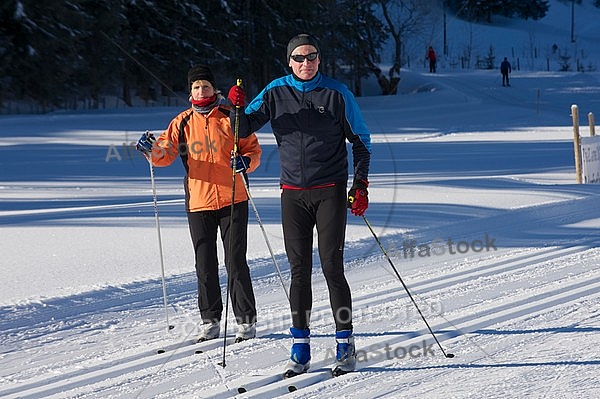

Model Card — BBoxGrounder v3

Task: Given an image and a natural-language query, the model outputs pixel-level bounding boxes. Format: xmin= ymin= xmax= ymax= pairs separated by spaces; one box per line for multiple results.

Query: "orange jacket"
xmin=151 ymin=104 xmax=261 ymax=212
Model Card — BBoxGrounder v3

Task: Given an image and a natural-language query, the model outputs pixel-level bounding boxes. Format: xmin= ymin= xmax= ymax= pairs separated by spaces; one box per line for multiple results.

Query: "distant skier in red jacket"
xmin=427 ymin=46 xmax=437 ymax=73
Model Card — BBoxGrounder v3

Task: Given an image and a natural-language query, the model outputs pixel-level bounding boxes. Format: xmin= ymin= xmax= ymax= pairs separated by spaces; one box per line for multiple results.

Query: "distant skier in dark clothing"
xmin=426 ymin=46 xmax=437 ymax=73
xmin=501 ymin=57 xmax=512 ymax=86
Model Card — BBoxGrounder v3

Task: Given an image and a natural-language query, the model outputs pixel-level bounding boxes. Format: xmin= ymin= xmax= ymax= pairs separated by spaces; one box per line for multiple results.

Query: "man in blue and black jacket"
xmin=228 ymin=33 xmax=371 ymax=378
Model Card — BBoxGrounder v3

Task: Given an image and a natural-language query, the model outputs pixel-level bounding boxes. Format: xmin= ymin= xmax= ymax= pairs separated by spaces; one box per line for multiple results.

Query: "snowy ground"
xmin=1 ymin=68 xmax=600 ymax=398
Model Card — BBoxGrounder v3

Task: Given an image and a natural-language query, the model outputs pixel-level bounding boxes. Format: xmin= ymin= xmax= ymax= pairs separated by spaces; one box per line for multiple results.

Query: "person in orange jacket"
xmin=136 ymin=65 xmax=261 ymax=343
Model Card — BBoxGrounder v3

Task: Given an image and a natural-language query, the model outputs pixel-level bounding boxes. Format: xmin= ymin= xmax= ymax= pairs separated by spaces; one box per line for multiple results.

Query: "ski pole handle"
xmin=235 ymin=78 xmax=243 ymax=109
xmin=232 ymin=78 xmax=242 ymax=156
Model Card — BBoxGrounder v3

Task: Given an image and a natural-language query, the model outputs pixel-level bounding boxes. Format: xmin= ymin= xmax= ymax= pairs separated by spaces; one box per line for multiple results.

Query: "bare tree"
xmin=371 ymin=0 xmax=439 ymax=94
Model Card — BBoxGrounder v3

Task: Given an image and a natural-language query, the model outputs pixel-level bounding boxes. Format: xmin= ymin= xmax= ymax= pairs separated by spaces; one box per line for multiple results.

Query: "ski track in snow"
xmin=2 ymin=149 xmax=600 ymax=396
xmin=2 ymin=192 xmax=600 ymax=398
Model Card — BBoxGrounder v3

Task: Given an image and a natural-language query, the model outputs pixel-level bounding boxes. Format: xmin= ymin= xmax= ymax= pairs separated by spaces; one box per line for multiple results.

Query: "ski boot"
xmin=235 ymin=323 xmax=256 ymax=343
xmin=283 ymin=327 xmax=310 ymax=378
xmin=332 ymin=329 xmax=356 ymax=376
xmin=197 ymin=321 xmax=220 ymax=342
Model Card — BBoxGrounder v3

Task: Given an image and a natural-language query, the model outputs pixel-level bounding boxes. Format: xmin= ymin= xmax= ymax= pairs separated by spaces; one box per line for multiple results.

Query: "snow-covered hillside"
xmin=2 ymin=67 xmax=600 ymax=398
xmin=381 ymin=0 xmax=600 ymax=76
xmin=2 ymin=2 xmax=600 ymax=397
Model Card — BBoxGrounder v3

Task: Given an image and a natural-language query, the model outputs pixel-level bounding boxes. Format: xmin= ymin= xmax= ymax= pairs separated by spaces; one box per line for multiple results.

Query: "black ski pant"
xmin=281 ymin=184 xmax=352 ymax=332
xmin=187 ymin=201 xmax=256 ymax=325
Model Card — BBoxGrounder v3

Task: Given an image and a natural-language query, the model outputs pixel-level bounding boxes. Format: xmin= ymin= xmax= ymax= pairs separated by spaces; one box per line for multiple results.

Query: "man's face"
xmin=288 ymin=45 xmax=320 ymax=80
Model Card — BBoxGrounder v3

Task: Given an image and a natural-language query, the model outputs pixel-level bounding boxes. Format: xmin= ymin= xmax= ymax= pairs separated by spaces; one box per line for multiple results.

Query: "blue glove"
xmin=230 ymin=154 xmax=251 ymax=173
xmin=136 ymin=131 xmax=156 ymax=153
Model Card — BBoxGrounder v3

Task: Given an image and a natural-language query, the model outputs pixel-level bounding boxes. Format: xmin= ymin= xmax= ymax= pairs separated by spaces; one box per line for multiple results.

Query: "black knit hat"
xmin=286 ymin=34 xmax=320 ymax=61
xmin=187 ymin=65 xmax=216 ymax=89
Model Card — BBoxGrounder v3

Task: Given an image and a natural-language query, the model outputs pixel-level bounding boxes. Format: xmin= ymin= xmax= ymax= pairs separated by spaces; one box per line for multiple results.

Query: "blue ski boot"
xmin=283 ymin=327 xmax=310 ymax=378
xmin=332 ymin=329 xmax=356 ymax=376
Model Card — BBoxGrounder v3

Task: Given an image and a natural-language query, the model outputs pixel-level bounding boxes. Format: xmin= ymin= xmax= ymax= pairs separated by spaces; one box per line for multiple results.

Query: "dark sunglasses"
xmin=290 ymin=52 xmax=319 ymax=63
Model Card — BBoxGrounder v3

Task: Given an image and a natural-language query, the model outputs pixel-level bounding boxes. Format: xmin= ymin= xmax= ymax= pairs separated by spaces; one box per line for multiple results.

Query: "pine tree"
xmin=4 ymin=0 xmax=86 ymax=109
xmin=77 ymin=0 xmax=123 ymax=108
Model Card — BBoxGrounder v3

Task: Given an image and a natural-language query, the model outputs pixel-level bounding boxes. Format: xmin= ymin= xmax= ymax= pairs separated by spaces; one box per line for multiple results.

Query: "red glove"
xmin=228 ymin=85 xmax=245 ymax=107
xmin=348 ymin=179 xmax=369 ymax=216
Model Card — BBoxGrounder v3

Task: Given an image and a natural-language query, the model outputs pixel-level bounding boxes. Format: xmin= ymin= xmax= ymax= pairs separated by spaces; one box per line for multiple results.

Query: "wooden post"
xmin=589 ymin=112 xmax=596 ymax=137
xmin=572 ymin=104 xmax=582 ymax=183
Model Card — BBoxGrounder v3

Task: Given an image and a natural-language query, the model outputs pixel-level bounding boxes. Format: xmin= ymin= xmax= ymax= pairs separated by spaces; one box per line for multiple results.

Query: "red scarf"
xmin=190 ymin=95 xmax=216 ymax=107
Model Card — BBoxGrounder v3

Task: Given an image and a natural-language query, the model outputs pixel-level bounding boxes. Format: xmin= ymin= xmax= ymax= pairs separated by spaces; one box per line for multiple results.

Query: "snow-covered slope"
xmin=2 ymin=68 xmax=600 ymax=398
xmin=2 ymin=1 xmax=600 ymax=396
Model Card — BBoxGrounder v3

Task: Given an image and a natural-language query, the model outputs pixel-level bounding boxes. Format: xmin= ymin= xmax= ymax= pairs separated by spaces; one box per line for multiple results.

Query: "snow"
xmin=2 ymin=3 xmax=600 ymax=398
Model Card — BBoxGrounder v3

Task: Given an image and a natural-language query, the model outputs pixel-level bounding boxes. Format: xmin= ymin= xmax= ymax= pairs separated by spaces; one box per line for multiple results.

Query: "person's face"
xmin=190 ymin=80 xmax=215 ymax=100
xmin=288 ymin=45 xmax=320 ymax=80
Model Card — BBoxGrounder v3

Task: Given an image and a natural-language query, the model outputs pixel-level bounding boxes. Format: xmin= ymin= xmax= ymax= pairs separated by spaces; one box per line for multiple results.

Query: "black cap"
xmin=286 ymin=34 xmax=320 ymax=61
xmin=188 ymin=65 xmax=216 ymax=89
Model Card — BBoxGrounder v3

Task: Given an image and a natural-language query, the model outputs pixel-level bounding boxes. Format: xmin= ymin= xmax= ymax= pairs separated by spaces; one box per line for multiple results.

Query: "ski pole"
xmin=242 ymin=179 xmax=290 ymax=302
xmin=220 ymin=78 xmax=243 ymax=368
xmin=147 ymin=156 xmax=174 ymax=333
xmin=359 ymin=213 xmax=454 ymax=358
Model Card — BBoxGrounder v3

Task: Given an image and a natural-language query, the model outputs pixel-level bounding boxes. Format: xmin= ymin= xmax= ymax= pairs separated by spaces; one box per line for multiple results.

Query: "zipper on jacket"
xmin=300 ymin=91 xmax=306 ymax=186
xmin=204 ymin=117 xmax=212 ymax=161
xmin=204 ymin=116 xmax=218 ymax=208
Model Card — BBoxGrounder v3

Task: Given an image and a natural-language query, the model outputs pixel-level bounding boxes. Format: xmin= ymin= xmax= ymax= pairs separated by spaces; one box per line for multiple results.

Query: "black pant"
xmin=429 ymin=60 xmax=436 ymax=73
xmin=502 ymin=72 xmax=509 ymax=86
xmin=281 ymin=184 xmax=352 ymax=331
xmin=187 ymin=201 xmax=256 ymax=325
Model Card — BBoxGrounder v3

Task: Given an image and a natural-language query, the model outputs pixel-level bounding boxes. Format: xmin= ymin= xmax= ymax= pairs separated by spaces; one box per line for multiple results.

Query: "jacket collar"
xmin=288 ymin=72 xmax=322 ymax=92
xmin=192 ymin=93 xmax=227 ymax=115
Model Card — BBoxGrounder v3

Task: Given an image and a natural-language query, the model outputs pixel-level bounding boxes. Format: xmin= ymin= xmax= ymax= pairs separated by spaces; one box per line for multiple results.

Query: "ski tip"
xmin=288 ymin=385 xmax=297 ymax=392
xmin=194 ymin=349 xmax=203 ymax=354
xmin=446 ymin=353 xmax=455 ymax=358
xmin=237 ymin=387 xmax=247 ymax=394
xmin=157 ymin=349 xmax=166 ymax=354
xmin=168 ymin=325 xmax=175 ymax=330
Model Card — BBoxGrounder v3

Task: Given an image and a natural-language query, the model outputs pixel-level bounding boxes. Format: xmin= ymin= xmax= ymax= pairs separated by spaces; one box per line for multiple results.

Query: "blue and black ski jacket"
xmin=237 ymin=72 xmax=371 ymax=188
